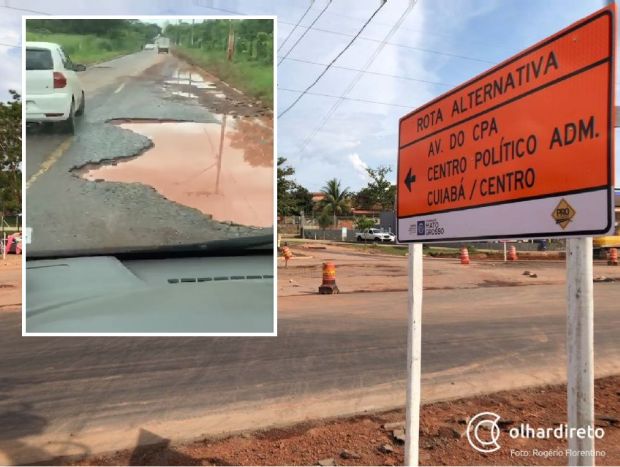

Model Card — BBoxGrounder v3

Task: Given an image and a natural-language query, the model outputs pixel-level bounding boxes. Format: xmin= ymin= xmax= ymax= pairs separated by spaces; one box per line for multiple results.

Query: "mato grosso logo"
xmin=415 ymin=218 xmax=444 ymax=236
xmin=466 ymin=411 xmax=606 ymax=455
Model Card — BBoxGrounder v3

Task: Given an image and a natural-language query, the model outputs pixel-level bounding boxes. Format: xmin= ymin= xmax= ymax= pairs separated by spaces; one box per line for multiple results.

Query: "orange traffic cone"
xmin=460 ymin=247 xmax=470 ymax=265
xmin=608 ymin=248 xmax=618 ymax=266
xmin=319 ymin=261 xmax=339 ymax=294
xmin=508 ymin=245 xmax=518 ymax=261
xmin=281 ymin=243 xmax=293 ymax=268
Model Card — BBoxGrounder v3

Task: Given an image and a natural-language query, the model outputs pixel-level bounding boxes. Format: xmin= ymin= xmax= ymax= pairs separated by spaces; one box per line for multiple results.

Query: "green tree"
xmin=359 ymin=165 xmax=395 ymax=211
xmin=277 ymin=157 xmax=295 ymax=216
xmin=0 ymin=90 xmax=21 ymax=216
xmin=289 ymin=185 xmax=313 ymax=216
xmin=320 ymin=178 xmax=350 ymax=227
xmin=165 ymin=19 xmax=273 ymax=62
xmin=354 ymin=216 xmax=376 ymax=232
xmin=317 ymin=210 xmax=332 ymax=239
xmin=277 ymin=157 xmax=312 ymax=216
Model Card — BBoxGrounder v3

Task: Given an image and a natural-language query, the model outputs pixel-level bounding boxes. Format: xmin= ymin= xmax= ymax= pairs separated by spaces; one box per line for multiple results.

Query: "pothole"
xmin=76 ymin=117 xmax=273 ymax=228
xmin=164 ymin=70 xmax=217 ymax=89
xmin=171 ymin=90 xmax=199 ymax=99
xmin=162 ymin=66 xmax=271 ymax=118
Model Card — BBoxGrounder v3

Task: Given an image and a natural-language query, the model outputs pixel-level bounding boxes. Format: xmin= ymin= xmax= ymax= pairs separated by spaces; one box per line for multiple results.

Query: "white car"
xmin=26 ymin=42 xmax=86 ymax=133
xmin=144 ymin=43 xmax=155 ymax=50
xmin=356 ymin=228 xmax=396 ymax=243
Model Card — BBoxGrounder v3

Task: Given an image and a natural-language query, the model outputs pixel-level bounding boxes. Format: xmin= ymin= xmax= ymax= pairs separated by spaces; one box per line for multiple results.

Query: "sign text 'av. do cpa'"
xmin=397 ymin=6 xmax=615 ymax=243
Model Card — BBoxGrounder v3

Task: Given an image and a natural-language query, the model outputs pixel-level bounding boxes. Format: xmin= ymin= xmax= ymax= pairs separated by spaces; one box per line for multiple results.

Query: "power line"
xmin=314 ymin=5 xmax=456 ymax=41
xmin=190 ymin=2 xmax=495 ymax=66
xmin=0 ymin=4 xmax=50 ymax=15
xmin=279 ymin=86 xmax=413 ymax=109
xmin=278 ymin=0 xmax=315 ymax=52
xmin=191 ymin=2 xmax=241 ymax=15
xmin=278 ymin=19 xmax=495 ymax=65
xmin=278 ymin=0 xmax=388 ymax=118
xmin=297 ymin=0 xmax=418 ymax=155
xmin=278 ymin=0 xmax=331 ymax=66
xmin=282 ymin=56 xmax=455 ymax=88
xmin=0 ymin=41 xmax=20 ymax=49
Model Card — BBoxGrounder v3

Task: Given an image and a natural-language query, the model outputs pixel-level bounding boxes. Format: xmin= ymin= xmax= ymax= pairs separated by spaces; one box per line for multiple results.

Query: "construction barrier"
xmin=608 ymin=248 xmax=618 ymax=266
xmin=460 ymin=247 xmax=470 ymax=265
xmin=5 ymin=233 xmax=21 ymax=255
xmin=508 ymin=245 xmax=518 ymax=261
xmin=281 ymin=244 xmax=293 ymax=268
xmin=319 ymin=261 xmax=339 ymax=294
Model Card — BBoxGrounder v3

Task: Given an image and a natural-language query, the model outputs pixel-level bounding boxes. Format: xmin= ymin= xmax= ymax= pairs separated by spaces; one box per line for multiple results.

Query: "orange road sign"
xmin=397 ymin=5 xmax=615 ymax=243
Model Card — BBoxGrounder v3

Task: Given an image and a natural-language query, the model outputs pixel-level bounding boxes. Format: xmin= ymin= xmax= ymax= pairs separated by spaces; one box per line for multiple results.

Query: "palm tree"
xmin=320 ymin=178 xmax=350 ymax=227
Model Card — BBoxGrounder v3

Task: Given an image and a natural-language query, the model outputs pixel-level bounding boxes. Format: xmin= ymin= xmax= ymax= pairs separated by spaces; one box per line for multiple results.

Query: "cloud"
xmin=348 ymin=153 xmax=369 ymax=182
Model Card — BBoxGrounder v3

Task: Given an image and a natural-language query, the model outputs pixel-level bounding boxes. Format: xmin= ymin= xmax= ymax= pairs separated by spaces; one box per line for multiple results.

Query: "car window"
xmin=26 ymin=48 xmax=53 ymax=70
xmin=58 ymin=47 xmax=75 ymax=70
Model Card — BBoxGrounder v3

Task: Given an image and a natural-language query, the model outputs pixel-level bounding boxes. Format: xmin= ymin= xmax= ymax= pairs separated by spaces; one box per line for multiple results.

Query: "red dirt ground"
xmin=62 ymin=375 xmax=619 ymax=466
xmin=0 ymin=254 xmax=21 ymax=311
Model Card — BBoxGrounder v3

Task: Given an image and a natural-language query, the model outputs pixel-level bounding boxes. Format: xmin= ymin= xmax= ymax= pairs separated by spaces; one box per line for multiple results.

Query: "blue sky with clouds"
xmin=2 ymin=0 xmax=618 ymax=190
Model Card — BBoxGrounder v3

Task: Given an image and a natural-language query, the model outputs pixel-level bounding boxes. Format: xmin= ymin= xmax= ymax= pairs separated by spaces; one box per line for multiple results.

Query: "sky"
xmin=4 ymin=0 xmax=619 ymax=191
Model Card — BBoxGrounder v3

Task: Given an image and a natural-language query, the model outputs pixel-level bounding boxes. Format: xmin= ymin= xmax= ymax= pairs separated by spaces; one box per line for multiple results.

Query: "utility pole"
xmin=190 ymin=19 xmax=194 ymax=47
xmin=215 ymin=114 xmax=228 ymax=194
xmin=227 ymin=20 xmax=235 ymax=61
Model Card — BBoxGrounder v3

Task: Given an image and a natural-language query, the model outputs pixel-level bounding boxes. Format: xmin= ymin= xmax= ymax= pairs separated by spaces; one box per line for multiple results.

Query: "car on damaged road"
xmin=25 ymin=41 xmax=86 ymax=134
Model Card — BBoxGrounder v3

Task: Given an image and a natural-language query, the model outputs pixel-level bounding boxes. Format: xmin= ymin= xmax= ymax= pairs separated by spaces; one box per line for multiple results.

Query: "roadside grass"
xmin=26 ymin=31 xmax=143 ymax=65
xmin=174 ymin=46 xmax=273 ymax=108
xmin=341 ymin=242 xmax=409 ymax=256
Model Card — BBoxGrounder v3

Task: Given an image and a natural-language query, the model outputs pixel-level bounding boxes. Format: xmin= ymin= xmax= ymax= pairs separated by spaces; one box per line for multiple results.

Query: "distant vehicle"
xmin=356 ymin=228 xmax=395 ymax=243
xmin=155 ymin=37 xmax=170 ymax=54
xmin=25 ymin=41 xmax=86 ymax=134
xmin=593 ymin=189 xmax=620 ymax=258
xmin=144 ymin=43 xmax=155 ymax=50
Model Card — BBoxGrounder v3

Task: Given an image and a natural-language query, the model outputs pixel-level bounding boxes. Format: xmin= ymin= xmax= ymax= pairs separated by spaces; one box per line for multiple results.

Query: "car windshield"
xmin=25 ymin=18 xmax=274 ymax=258
xmin=26 ymin=49 xmax=53 ymax=70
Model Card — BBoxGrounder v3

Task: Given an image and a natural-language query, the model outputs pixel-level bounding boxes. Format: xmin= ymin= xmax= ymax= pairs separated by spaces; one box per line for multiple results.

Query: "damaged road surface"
xmin=76 ymin=117 xmax=273 ymax=228
xmin=26 ymin=50 xmax=273 ymax=255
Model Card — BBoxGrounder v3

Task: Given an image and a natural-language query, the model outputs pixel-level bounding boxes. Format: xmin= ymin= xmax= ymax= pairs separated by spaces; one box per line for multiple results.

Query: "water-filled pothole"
xmin=77 ymin=117 xmax=273 ymax=228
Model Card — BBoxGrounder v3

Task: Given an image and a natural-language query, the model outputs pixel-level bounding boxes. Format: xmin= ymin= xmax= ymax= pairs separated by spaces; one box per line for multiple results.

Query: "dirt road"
xmin=278 ymin=242 xmax=620 ymax=295
xmin=2 ymin=249 xmax=620 ymax=463
xmin=0 ymin=255 xmax=21 ymax=310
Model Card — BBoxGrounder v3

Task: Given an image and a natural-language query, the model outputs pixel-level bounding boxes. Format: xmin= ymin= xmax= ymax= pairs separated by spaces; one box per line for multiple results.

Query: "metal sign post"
xmin=566 ymin=237 xmax=595 ymax=466
xmin=405 ymin=243 xmax=423 ymax=466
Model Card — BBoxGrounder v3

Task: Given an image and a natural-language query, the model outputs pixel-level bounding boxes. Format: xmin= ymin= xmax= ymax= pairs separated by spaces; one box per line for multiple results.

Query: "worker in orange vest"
xmin=281 ymin=242 xmax=293 ymax=268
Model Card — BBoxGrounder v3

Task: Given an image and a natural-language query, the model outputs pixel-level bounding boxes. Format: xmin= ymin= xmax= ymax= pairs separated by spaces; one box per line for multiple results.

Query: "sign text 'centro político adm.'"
xmin=397 ymin=6 xmax=615 ymax=243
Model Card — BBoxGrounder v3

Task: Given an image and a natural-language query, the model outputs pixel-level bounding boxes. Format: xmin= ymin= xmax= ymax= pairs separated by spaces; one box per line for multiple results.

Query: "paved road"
xmin=1 ymin=282 xmax=619 ymax=464
xmin=25 ymin=51 xmax=160 ymax=182
xmin=26 ymin=50 xmax=269 ymax=255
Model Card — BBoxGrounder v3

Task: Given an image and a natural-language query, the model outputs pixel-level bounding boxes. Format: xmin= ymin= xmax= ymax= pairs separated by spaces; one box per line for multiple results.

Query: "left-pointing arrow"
xmin=404 ymin=168 xmax=416 ymax=192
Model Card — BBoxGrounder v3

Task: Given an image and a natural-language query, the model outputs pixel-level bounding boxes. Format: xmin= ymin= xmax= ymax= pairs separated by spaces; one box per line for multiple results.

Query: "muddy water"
xmin=79 ymin=117 xmax=273 ymax=228
xmin=163 ymin=63 xmax=271 ymax=117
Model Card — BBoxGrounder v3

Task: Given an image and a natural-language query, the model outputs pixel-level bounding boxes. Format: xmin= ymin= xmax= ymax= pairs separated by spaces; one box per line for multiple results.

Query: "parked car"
xmin=356 ymin=228 xmax=395 ymax=243
xmin=26 ymin=42 xmax=86 ymax=134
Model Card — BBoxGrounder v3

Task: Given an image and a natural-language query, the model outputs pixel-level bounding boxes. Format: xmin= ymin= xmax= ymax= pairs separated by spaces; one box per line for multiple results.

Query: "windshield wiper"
xmin=27 ymin=233 xmax=274 ymax=260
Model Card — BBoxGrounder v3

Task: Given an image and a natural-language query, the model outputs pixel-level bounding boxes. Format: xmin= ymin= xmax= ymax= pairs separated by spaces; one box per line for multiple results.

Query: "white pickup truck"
xmin=356 ymin=228 xmax=395 ymax=243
